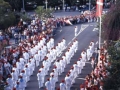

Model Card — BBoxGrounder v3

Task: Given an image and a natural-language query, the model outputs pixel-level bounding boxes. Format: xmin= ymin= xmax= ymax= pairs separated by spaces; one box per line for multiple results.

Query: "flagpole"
xmin=99 ymin=15 xmax=102 ymax=49
xmin=98 ymin=0 xmax=103 ymax=62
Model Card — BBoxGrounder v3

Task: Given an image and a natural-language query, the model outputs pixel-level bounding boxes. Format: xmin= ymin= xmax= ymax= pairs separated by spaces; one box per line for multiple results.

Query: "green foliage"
xmin=4 ymin=0 xmax=21 ymax=11
xmin=0 ymin=0 xmax=16 ymax=29
xmin=103 ymin=41 xmax=120 ymax=90
xmin=20 ymin=13 xmax=31 ymax=22
xmin=0 ymin=13 xmax=16 ymax=29
xmin=102 ymin=0 xmax=120 ymax=41
xmin=35 ymin=6 xmax=54 ymax=20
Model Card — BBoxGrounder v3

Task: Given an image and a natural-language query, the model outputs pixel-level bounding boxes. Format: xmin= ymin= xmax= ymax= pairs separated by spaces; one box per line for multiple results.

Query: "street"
xmin=25 ymin=13 xmax=98 ymax=90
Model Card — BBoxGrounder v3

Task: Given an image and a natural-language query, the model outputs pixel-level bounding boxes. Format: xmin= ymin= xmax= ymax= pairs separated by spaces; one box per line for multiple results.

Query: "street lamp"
xmin=22 ymin=0 xmax=25 ymax=10
xmin=89 ymin=0 xmax=91 ymax=11
xmin=45 ymin=0 xmax=48 ymax=10
xmin=62 ymin=0 xmax=65 ymax=11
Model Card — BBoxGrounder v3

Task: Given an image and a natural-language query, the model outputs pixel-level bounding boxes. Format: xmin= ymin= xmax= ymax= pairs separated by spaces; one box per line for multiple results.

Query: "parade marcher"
xmin=16 ymin=60 xmax=21 ymax=74
xmin=6 ymin=75 xmax=13 ymax=89
xmin=45 ymin=78 xmax=51 ymax=90
xmin=34 ymin=52 xmax=40 ymax=67
xmin=74 ymin=26 xmax=78 ymax=36
xmin=39 ymin=66 xmax=45 ymax=84
xmin=55 ymin=60 xmax=61 ymax=75
xmin=53 ymin=66 xmax=58 ymax=83
xmin=60 ymin=58 xmax=65 ymax=73
xmin=60 ymin=80 xmax=66 ymax=90
xmin=19 ymin=56 xmax=25 ymax=70
xmin=14 ymin=81 xmax=21 ymax=90
xmin=23 ymin=50 xmax=29 ymax=64
xmin=4 ymin=82 xmax=11 ymax=90
xmin=11 ymin=70 xmax=18 ymax=85
xmin=50 ymin=75 xmax=55 ymax=90
xmin=62 ymin=38 xmax=66 ymax=50
xmin=38 ymin=48 xmax=42 ymax=61
xmin=37 ymin=70 xmax=43 ymax=88
xmin=20 ymin=70 xmax=27 ymax=87
xmin=73 ymin=62 xmax=79 ymax=78
xmin=19 ymin=75 xmax=25 ymax=90
xmin=69 ymin=67 xmax=75 ymax=84
xmin=65 ymin=74 xmax=71 ymax=90
xmin=86 ymin=47 xmax=91 ymax=61
xmin=24 ymin=64 xmax=30 ymax=82
xmin=74 ymin=39 xmax=78 ymax=53
xmin=50 ymin=37 xmax=54 ymax=49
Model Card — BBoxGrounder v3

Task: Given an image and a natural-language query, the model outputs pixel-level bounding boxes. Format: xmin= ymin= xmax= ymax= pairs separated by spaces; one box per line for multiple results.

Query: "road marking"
xmin=77 ymin=78 xmax=85 ymax=80
xmin=96 ymin=41 xmax=98 ymax=45
xmin=60 ymin=30 xmax=62 ymax=32
xmin=93 ymin=28 xmax=98 ymax=31
xmin=68 ymin=42 xmax=71 ymax=45
xmin=77 ymin=24 xmax=89 ymax=36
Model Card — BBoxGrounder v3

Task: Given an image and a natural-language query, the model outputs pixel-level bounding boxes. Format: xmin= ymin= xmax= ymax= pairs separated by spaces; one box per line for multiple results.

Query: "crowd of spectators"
xmin=80 ymin=43 xmax=111 ymax=90
xmin=0 ymin=12 xmax=97 ymax=86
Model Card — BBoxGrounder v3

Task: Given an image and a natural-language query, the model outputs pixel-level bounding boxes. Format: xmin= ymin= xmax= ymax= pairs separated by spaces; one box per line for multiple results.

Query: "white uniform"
xmin=34 ymin=53 xmax=40 ymax=67
xmin=19 ymin=77 xmax=25 ymax=90
xmin=6 ymin=77 xmax=13 ymax=89
xmin=45 ymin=80 xmax=51 ymax=90
xmin=16 ymin=61 xmax=21 ymax=74
xmin=11 ymin=71 xmax=18 ymax=85
xmin=38 ymin=49 xmax=42 ymax=61
xmin=20 ymin=72 xmax=27 ymax=87
xmin=62 ymin=38 xmax=66 ymax=49
xmin=60 ymin=59 xmax=65 ymax=73
xmin=39 ymin=68 xmax=45 ymax=84
xmin=55 ymin=61 xmax=61 ymax=75
xmin=77 ymin=60 xmax=82 ymax=74
xmin=50 ymin=38 xmax=54 ymax=48
xmin=74 ymin=26 xmax=78 ymax=36
xmin=19 ymin=58 xmax=25 ymax=70
xmin=37 ymin=72 xmax=43 ymax=88
xmin=53 ymin=69 xmax=58 ymax=82
xmin=23 ymin=52 xmax=29 ymax=63
xmin=60 ymin=82 xmax=66 ymax=90
xmin=86 ymin=48 xmax=91 ymax=61
xmin=75 ymin=40 xmax=78 ymax=52
xmin=73 ymin=64 xmax=79 ymax=78
xmin=50 ymin=76 xmax=55 ymax=90
xmin=24 ymin=66 xmax=30 ymax=82
xmin=65 ymin=76 xmax=71 ymax=90
xmin=14 ymin=83 xmax=21 ymax=90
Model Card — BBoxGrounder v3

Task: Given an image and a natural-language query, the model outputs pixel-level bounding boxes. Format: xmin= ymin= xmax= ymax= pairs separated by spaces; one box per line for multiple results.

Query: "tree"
xmin=103 ymin=41 xmax=120 ymax=90
xmin=4 ymin=0 xmax=21 ymax=11
xmin=102 ymin=0 xmax=120 ymax=41
xmin=0 ymin=0 xmax=16 ymax=29
xmin=35 ymin=6 xmax=54 ymax=20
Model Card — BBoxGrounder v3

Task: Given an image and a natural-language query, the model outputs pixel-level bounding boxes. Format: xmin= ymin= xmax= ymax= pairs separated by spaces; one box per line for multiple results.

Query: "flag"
xmin=65 ymin=19 xmax=73 ymax=25
xmin=96 ymin=0 xmax=103 ymax=17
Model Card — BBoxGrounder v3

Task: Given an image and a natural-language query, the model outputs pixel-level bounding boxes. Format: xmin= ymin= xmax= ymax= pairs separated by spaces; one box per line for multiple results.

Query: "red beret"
xmin=17 ymin=81 xmax=19 ymax=84
xmin=25 ymin=65 xmax=28 ymax=67
xmin=61 ymin=80 xmax=65 ymax=82
xmin=12 ymin=70 xmax=15 ymax=72
xmin=38 ymin=70 xmax=41 ymax=72
xmin=54 ymin=66 xmax=57 ymax=68
xmin=12 ymin=87 xmax=16 ymax=90
xmin=21 ymin=70 xmax=25 ymax=73
xmin=19 ymin=75 xmax=23 ymax=78
xmin=47 ymin=78 xmax=50 ymax=81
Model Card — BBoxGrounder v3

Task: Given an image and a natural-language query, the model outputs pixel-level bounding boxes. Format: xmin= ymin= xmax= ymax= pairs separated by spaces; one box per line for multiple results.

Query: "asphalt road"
xmin=25 ymin=21 xmax=98 ymax=90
